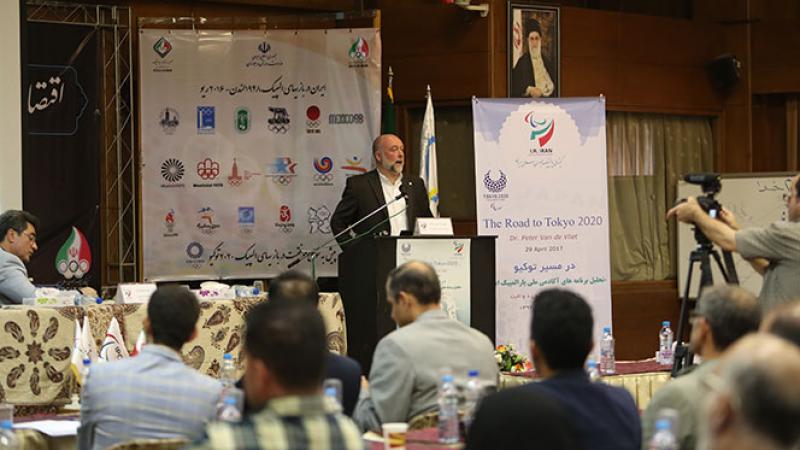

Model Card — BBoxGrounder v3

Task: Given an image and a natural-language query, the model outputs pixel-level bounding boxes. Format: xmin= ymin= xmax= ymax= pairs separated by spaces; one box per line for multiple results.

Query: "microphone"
xmin=399 ymin=181 xmax=410 ymax=199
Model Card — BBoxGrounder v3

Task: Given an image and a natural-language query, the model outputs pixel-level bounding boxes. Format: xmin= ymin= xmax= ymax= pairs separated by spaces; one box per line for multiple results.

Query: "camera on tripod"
xmin=684 ymin=173 xmax=722 ymax=219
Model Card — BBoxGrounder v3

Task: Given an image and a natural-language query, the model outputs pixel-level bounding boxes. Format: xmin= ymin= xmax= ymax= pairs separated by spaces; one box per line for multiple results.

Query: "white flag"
xmin=130 ymin=330 xmax=147 ymax=357
xmin=80 ymin=316 xmax=98 ymax=364
xmin=419 ymin=87 xmax=440 ymax=217
xmin=99 ymin=317 xmax=129 ymax=362
xmin=70 ymin=318 xmax=84 ymax=382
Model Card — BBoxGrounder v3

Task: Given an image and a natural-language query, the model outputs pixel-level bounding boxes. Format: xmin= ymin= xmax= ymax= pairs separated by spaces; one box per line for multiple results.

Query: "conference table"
xmin=0 ymin=293 xmax=347 ymax=415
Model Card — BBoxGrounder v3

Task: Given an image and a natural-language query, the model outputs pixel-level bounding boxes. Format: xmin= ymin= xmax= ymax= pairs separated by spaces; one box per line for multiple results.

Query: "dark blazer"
xmin=326 ymin=352 xmax=362 ymax=417
xmin=330 ymin=170 xmax=433 ymax=247
xmin=511 ymin=51 xmax=558 ymax=98
xmin=529 ymin=370 xmax=641 ymax=450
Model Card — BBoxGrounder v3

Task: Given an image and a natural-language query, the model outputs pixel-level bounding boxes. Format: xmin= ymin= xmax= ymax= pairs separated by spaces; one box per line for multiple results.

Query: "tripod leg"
xmin=710 ymin=250 xmax=732 ymax=284
xmin=673 ymin=256 xmax=698 ymax=377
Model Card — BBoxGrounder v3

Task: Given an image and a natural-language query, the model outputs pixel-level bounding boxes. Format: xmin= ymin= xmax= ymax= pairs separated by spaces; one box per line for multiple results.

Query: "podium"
xmin=338 ymin=235 xmax=496 ymax=372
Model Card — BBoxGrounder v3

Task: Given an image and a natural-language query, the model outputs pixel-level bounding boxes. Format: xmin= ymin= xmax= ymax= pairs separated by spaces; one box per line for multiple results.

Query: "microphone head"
xmin=399 ymin=181 xmax=410 ymax=197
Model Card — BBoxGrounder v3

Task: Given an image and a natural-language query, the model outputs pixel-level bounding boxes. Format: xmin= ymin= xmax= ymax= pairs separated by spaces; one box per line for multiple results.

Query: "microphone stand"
xmin=287 ymin=191 xmax=408 ymax=279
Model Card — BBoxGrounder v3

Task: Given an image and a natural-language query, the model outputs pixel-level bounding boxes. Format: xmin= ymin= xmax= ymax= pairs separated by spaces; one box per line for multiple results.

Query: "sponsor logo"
xmin=524 ymin=111 xmax=555 ymax=153
xmin=307 ymin=205 xmax=331 ymax=234
xmin=238 ymin=206 xmax=255 ymax=234
xmin=341 ymin=155 xmax=368 ymax=176
xmin=453 ymin=241 xmax=465 ymax=255
xmin=197 ymin=106 xmax=215 ymax=134
xmin=159 ymin=108 xmax=179 ymax=134
xmin=306 ymin=105 xmax=321 ymax=133
xmin=328 ymin=113 xmax=364 ymax=125
xmin=267 ymin=107 xmax=290 ymax=133
xmin=246 ymin=41 xmax=284 ymax=68
xmin=234 ymin=107 xmax=250 ymax=133
xmin=185 ymin=241 xmax=205 ymax=268
xmin=348 ymin=36 xmax=369 ymax=68
xmin=227 ymin=157 xmax=261 ymax=187
xmin=153 ymin=37 xmax=173 ymax=58
xmin=401 ymin=243 xmax=411 ymax=255
xmin=265 ymin=157 xmax=297 ymax=186
xmin=483 ymin=170 xmax=509 ymax=211
xmin=312 ymin=157 xmax=334 ymax=186
xmin=160 ymin=158 xmax=185 ymax=187
xmin=196 ymin=206 xmax=221 ymax=235
xmin=55 ymin=227 xmax=91 ymax=280
xmin=275 ymin=205 xmax=295 ymax=233
xmin=196 ymin=158 xmax=221 ymax=180
xmin=163 ymin=209 xmax=178 ymax=237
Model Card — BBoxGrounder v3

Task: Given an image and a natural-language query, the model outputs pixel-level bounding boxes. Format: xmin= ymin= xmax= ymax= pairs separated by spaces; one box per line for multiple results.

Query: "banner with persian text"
xmin=139 ymin=29 xmax=380 ymax=280
xmin=473 ymin=97 xmax=611 ymax=354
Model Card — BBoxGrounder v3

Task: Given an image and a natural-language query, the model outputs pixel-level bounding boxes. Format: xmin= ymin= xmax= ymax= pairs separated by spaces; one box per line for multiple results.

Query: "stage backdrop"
xmin=473 ymin=97 xmax=611 ymax=355
xmin=139 ymin=29 xmax=380 ymax=281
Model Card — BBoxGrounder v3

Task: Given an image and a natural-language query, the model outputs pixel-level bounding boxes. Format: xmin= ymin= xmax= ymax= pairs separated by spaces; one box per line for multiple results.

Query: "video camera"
xmin=684 ymin=173 xmax=722 ymax=219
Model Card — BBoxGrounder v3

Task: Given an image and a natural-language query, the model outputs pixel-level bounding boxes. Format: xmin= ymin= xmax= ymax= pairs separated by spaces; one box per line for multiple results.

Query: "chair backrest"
xmin=409 ymin=410 xmax=439 ymax=430
xmin=106 ymin=438 xmax=189 ymax=450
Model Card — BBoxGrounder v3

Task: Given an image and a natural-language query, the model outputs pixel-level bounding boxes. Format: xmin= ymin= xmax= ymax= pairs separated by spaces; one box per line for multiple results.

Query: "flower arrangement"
xmin=494 ymin=344 xmax=533 ymax=373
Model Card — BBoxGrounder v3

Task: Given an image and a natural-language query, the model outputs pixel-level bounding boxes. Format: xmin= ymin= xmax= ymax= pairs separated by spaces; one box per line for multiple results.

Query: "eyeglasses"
xmin=19 ymin=231 xmax=37 ymax=243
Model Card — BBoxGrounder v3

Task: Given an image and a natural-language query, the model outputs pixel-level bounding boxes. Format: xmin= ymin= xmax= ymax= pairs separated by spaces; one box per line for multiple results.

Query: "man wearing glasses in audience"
xmin=0 ymin=209 xmax=39 ymax=304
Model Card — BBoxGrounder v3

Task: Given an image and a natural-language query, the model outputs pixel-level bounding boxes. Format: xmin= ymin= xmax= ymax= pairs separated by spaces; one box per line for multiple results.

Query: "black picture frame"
xmin=508 ymin=3 xmax=560 ymax=98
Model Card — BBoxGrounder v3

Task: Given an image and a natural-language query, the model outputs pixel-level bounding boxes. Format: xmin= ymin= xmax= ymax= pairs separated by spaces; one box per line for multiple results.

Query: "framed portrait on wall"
xmin=508 ymin=4 xmax=560 ymax=98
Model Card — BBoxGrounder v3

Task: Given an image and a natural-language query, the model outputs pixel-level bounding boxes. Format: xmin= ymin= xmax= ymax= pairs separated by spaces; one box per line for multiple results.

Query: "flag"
xmin=419 ymin=86 xmax=439 ymax=217
xmin=130 ymin=330 xmax=146 ymax=357
xmin=80 ymin=316 xmax=98 ymax=363
xmin=381 ymin=67 xmax=396 ymax=134
xmin=99 ymin=317 xmax=129 ymax=362
xmin=70 ymin=318 xmax=83 ymax=383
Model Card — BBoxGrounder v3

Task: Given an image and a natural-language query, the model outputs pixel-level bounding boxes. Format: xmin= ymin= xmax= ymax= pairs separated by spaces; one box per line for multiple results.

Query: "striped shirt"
xmin=187 ymin=394 xmax=366 ymax=450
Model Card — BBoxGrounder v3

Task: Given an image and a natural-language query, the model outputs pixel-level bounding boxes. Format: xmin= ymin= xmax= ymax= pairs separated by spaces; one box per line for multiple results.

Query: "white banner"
xmin=396 ymin=239 xmax=471 ymax=325
xmin=473 ymin=97 xmax=611 ymax=355
xmin=139 ymin=29 xmax=381 ymax=280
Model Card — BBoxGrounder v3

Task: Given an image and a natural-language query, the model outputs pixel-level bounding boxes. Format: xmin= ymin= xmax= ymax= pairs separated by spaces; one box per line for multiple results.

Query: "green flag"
xmin=381 ymin=84 xmax=396 ymax=134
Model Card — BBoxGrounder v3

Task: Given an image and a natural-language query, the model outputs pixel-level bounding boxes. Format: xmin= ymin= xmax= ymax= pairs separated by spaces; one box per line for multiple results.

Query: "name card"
xmin=414 ymin=218 xmax=454 ymax=236
xmin=115 ymin=283 xmax=157 ymax=304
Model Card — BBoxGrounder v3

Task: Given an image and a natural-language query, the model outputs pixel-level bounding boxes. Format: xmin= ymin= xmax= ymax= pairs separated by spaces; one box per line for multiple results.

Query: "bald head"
xmin=386 ymin=260 xmax=441 ymax=306
xmin=372 ymin=134 xmax=405 ymax=179
xmin=709 ymin=334 xmax=800 ymax=448
xmin=761 ymin=300 xmax=800 ymax=348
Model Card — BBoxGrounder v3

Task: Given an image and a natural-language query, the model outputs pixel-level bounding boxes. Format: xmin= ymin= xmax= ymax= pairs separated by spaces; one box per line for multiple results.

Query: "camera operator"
xmin=666 ymin=173 xmax=800 ymax=311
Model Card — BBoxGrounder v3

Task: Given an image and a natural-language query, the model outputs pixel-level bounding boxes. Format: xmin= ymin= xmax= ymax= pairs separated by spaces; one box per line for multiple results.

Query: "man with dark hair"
xmin=700 ymin=334 xmax=800 ymax=450
xmin=668 ymin=173 xmax=800 ymax=310
xmin=0 ymin=209 xmax=40 ymax=303
xmin=331 ymin=134 xmax=433 ymax=370
xmin=262 ymin=270 xmax=362 ymax=416
xmin=79 ymin=285 xmax=222 ymax=450
xmin=354 ymin=261 xmax=497 ymax=432
xmin=641 ymin=285 xmax=761 ymax=450
xmin=188 ymin=300 xmax=364 ymax=450
xmin=474 ymin=288 xmax=639 ymax=450
xmin=511 ymin=18 xmax=557 ymax=98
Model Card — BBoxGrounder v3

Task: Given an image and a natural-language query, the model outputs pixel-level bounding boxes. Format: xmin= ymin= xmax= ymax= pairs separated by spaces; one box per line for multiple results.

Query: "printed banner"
xmin=139 ymin=29 xmax=381 ymax=280
xmin=396 ymin=239 xmax=471 ymax=325
xmin=473 ymin=97 xmax=611 ymax=355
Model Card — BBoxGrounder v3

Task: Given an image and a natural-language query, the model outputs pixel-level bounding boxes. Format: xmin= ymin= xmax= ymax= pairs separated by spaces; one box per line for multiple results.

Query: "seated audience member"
xmin=188 ymin=300 xmax=363 ymax=450
xmin=354 ymin=261 xmax=498 ymax=432
xmin=700 ymin=334 xmax=800 ymax=450
xmin=641 ymin=285 xmax=761 ymax=450
xmin=761 ymin=299 xmax=800 ymax=347
xmin=265 ymin=270 xmax=362 ymax=416
xmin=0 ymin=209 xmax=39 ymax=304
xmin=518 ymin=288 xmax=640 ymax=450
xmin=465 ymin=385 xmax=578 ymax=450
xmin=78 ymin=285 xmax=222 ymax=450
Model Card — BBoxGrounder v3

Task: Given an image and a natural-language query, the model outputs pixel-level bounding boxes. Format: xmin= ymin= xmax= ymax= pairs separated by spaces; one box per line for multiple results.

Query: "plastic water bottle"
xmin=437 ymin=374 xmax=459 ymax=444
xmin=648 ymin=409 xmax=679 ymax=450
xmin=323 ymin=378 xmax=343 ymax=413
xmin=586 ymin=359 xmax=601 ymax=382
xmin=81 ymin=358 xmax=91 ymax=385
xmin=600 ymin=326 xmax=616 ymax=375
xmin=217 ymin=394 xmax=242 ymax=423
xmin=659 ymin=321 xmax=674 ymax=366
xmin=0 ymin=420 xmax=19 ymax=450
xmin=462 ymin=370 xmax=482 ymax=432
xmin=221 ymin=353 xmax=236 ymax=388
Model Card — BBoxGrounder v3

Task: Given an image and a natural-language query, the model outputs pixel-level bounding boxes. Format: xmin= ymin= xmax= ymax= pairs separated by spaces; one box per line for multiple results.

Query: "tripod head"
xmin=684 ymin=173 xmax=722 ymax=247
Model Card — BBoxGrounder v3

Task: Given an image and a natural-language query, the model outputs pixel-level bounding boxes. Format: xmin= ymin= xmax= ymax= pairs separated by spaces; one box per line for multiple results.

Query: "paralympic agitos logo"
xmin=524 ymin=111 xmax=555 ymax=149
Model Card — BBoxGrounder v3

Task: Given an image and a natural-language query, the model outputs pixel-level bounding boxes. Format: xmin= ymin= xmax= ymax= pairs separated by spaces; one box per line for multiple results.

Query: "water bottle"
xmin=586 ymin=359 xmax=601 ymax=382
xmin=437 ymin=374 xmax=459 ymax=444
xmin=220 ymin=353 xmax=236 ymax=388
xmin=81 ymin=358 xmax=91 ymax=386
xmin=659 ymin=321 xmax=674 ymax=366
xmin=648 ymin=409 xmax=679 ymax=450
xmin=600 ymin=327 xmax=616 ymax=375
xmin=217 ymin=394 xmax=242 ymax=423
xmin=0 ymin=420 xmax=19 ymax=450
xmin=462 ymin=370 xmax=482 ymax=432
xmin=322 ymin=378 xmax=343 ymax=413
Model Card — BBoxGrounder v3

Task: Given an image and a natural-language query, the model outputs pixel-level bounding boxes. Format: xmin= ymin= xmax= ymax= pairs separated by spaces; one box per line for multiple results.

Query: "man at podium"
xmin=331 ymin=134 xmax=432 ymax=370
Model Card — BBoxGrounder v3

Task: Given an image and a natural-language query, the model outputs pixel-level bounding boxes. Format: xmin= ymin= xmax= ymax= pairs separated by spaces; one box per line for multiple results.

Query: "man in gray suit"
xmin=78 ymin=285 xmax=223 ymax=450
xmin=0 ymin=210 xmax=39 ymax=304
xmin=354 ymin=261 xmax=498 ymax=432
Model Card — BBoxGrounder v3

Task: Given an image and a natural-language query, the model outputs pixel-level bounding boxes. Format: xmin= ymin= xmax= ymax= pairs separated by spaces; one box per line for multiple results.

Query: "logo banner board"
xmin=139 ymin=29 xmax=381 ymax=280
xmin=472 ymin=97 xmax=611 ymax=355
